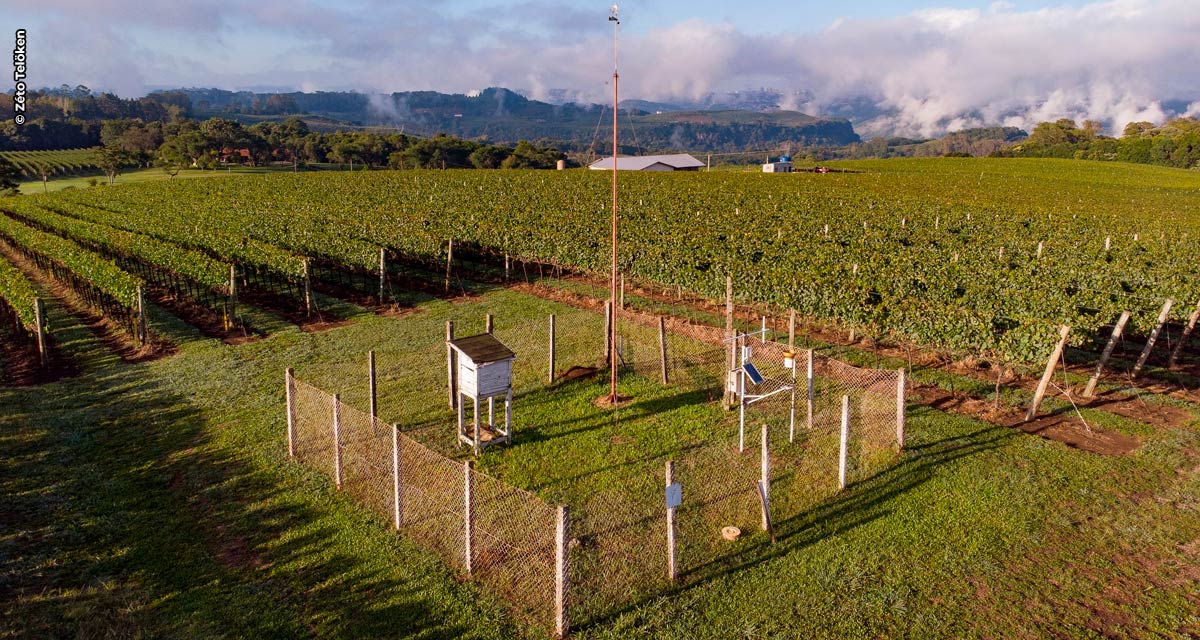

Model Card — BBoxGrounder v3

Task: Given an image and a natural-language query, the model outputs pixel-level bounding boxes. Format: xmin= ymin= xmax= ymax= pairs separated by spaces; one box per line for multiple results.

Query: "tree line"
xmin=994 ymin=117 xmax=1200 ymax=169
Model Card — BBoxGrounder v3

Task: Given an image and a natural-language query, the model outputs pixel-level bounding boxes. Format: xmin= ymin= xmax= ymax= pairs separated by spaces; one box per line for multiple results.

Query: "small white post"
xmin=1026 ymin=325 xmax=1071 ymax=422
xmin=33 ymin=297 xmax=46 ymax=366
xmin=378 ymin=247 xmax=386 ymax=303
xmin=1134 ymin=299 xmax=1174 ymax=376
xmin=659 ymin=316 xmax=669 ymax=385
xmin=368 ymin=350 xmax=377 ymax=421
xmin=838 ymin=394 xmax=850 ymax=490
xmin=1169 ymin=301 xmax=1200 ymax=368
xmin=896 ymin=368 xmax=906 ymax=450
xmin=806 ymin=349 xmax=815 ymax=430
xmin=332 ymin=393 xmax=343 ymax=489
xmin=788 ymin=357 xmax=797 ymax=443
xmin=788 ymin=308 xmax=796 ymax=349
xmin=446 ymin=321 xmax=457 ymax=410
xmin=760 ymin=423 xmax=770 ymax=530
xmin=1084 ymin=311 xmax=1130 ymax=398
xmin=549 ymin=314 xmax=556 ymax=384
xmin=473 ymin=396 xmax=481 ymax=456
xmin=604 ymin=301 xmax=612 ymax=365
xmin=464 ymin=460 xmax=474 ymax=573
xmin=303 ymin=257 xmax=313 ymax=317
xmin=738 ymin=336 xmax=746 ymax=453
xmin=723 ymin=274 xmax=735 ymax=409
xmin=285 ymin=367 xmax=296 ymax=458
xmin=485 ymin=313 xmax=494 ymax=334
xmin=665 ymin=461 xmax=677 ymax=583
xmin=555 ymin=505 xmax=569 ymax=638
xmin=392 ymin=424 xmax=402 ymax=529
xmin=760 ymin=316 xmax=766 ymax=343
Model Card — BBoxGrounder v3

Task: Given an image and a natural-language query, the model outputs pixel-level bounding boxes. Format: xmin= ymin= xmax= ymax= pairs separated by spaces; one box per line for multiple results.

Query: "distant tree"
xmin=96 ymin=145 xmax=132 ymax=185
xmin=0 ymin=156 xmax=21 ymax=195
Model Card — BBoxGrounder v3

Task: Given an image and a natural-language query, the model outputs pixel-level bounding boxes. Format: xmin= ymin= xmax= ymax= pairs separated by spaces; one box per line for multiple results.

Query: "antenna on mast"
xmin=606 ymin=3 xmax=621 ymax=405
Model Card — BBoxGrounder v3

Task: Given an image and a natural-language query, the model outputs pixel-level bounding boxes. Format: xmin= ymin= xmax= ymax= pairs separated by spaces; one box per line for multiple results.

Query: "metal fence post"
xmin=464 ymin=460 xmax=474 ymax=574
xmin=555 ymin=505 xmax=570 ymax=638
xmin=896 ymin=368 xmax=906 ymax=450
xmin=368 ymin=350 xmax=377 ymax=421
xmin=760 ymin=423 xmax=770 ymax=530
xmin=666 ymin=461 xmax=677 ymax=582
xmin=285 ymin=367 xmax=296 ymax=458
xmin=659 ymin=316 xmax=669 ymax=385
xmin=549 ymin=314 xmax=556 ymax=384
xmin=838 ymin=395 xmax=850 ymax=490
xmin=332 ymin=393 xmax=343 ymax=489
xmin=392 ymin=424 xmax=402 ymax=530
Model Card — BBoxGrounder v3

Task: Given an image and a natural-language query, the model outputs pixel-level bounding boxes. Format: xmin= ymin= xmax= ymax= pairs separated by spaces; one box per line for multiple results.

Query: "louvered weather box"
xmin=449 ymin=332 xmax=516 ymax=454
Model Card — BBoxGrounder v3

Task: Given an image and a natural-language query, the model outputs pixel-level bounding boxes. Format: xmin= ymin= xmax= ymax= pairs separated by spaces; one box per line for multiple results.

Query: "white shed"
xmin=588 ymin=154 xmax=705 ymax=171
xmin=449 ymin=333 xmax=516 ymax=453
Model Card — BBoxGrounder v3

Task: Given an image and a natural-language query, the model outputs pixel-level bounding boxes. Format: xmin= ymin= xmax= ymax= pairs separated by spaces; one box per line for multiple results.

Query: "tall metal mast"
xmin=607 ymin=4 xmax=620 ymax=403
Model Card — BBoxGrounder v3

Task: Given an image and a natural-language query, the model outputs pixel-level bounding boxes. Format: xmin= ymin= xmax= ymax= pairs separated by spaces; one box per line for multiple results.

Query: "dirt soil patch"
xmin=0 ymin=327 xmax=77 ymax=386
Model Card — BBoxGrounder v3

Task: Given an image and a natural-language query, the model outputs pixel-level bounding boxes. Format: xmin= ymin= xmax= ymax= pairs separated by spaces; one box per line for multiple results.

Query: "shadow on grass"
xmin=0 ymin=314 xmax=494 ymax=638
xmin=569 ymin=408 xmax=1018 ymax=632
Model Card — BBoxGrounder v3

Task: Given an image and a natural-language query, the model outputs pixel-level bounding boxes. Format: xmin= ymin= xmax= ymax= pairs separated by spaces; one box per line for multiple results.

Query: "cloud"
xmin=11 ymin=0 xmax=1200 ymax=137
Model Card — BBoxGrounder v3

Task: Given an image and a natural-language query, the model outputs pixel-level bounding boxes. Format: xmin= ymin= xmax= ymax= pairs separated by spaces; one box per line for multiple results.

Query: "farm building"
xmin=588 ymin=154 xmax=705 ymax=172
xmin=762 ymin=156 xmax=793 ymax=173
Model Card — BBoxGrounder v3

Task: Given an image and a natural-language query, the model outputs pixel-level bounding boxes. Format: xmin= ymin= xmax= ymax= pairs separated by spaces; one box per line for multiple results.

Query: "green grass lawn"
xmin=2 ymin=283 xmax=1199 ymax=638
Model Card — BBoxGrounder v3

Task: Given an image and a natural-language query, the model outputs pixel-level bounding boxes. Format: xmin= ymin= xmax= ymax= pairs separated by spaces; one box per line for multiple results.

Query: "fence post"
xmin=447 ymin=320 xmax=457 ymax=410
xmin=603 ymin=301 xmax=612 ymax=365
xmin=392 ymin=424 xmax=402 ymax=530
xmin=1026 ymin=325 xmax=1071 ymax=422
xmin=464 ymin=460 xmax=474 ymax=574
xmin=486 ymin=313 xmax=494 ymax=334
xmin=33 ymin=297 xmax=46 ymax=366
xmin=379 ymin=247 xmax=386 ymax=304
xmin=555 ymin=505 xmax=569 ymax=638
xmin=285 ymin=367 xmax=296 ymax=458
xmin=806 ymin=349 xmax=815 ymax=430
xmin=665 ymin=461 xmax=677 ymax=583
xmin=658 ymin=317 xmax=669 ymax=385
xmin=1134 ymin=299 xmax=1174 ymax=376
xmin=368 ymin=350 xmax=377 ymax=421
xmin=838 ymin=395 xmax=850 ymax=490
xmin=760 ymin=423 xmax=770 ymax=531
xmin=1169 ymin=301 xmax=1200 ymax=368
xmin=723 ymin=274 xmax=735 ymax=409
xmin=896 ymin=368 xmax=906 ymax=450
xmin=1084 ymin=311 xmax=1130 ymax=398
xmin=332 ymin=393 xmax=343 ymax=489
xmin=548 ymin=314 xmax=556 ymax=384
xmin=445 ymin=238 xmax=453 ymax=295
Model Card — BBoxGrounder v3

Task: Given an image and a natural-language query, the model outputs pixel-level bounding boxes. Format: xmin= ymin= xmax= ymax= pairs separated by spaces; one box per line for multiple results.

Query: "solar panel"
xmin=742 ymin=362 xmax=764 ymax=385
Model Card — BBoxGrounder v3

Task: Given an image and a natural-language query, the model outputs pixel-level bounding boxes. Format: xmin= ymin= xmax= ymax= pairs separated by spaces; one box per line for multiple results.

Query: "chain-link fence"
xmin=287 ymin=371 xmax=562 ymax=635
xmin=286 ymin=298 xmax=905 ymax=635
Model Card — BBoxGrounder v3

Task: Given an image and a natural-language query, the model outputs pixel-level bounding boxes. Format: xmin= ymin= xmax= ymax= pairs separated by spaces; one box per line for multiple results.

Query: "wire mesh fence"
xmin=286 ymin=299 xmax=905 ymax=635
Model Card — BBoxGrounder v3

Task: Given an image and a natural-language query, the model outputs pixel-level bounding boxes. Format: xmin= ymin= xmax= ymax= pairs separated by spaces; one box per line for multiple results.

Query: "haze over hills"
xmin=171 ymin=87 xmax=861 ymax=153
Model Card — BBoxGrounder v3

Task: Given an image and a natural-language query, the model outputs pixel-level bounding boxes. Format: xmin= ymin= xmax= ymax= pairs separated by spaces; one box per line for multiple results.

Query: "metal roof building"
xmin=588 ymin=154 xmax=705 ymax=172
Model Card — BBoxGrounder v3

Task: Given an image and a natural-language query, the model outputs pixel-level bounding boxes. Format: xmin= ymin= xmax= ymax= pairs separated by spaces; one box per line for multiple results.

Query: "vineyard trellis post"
xmin=1027 ymin=325 xmax=1071 ymax=422
xmin=1169 ymin=300 xmax=1200 ymax=368
xmin=378 ymin=247 xmax=386 ymax=304
xmin=33 ymin=297 xmax=46 ymax=366
xmin=788 ymin=308 xmax=796 ymax=349
xmin=485 ymin=313 xmax=494 ymax=334
xmin=136 ymin=285 xmax=148 ymax=345
xmin=1134 ymin=299 xmax=1173 ymax=376
xmin=229 ymin=264 xmax=237 ymax=329
xmin=303 ymin=258 xmax=313 ymax=317
xmin=285 ymin=367 xmax=296 ymax=458
xmin=1084 ymin=311 xmax=1130 ymax=398
xmin=445 ymin=239 xmax=453 ymax=295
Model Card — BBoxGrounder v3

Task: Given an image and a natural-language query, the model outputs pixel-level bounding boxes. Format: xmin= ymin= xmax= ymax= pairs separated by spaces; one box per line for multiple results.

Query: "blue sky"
xmin=1 ymin=1 xmax=1197 ymax=136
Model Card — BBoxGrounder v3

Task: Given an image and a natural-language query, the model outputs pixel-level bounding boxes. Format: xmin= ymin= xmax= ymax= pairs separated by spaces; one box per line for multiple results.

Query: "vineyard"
xmin=5 ymin=157 xmax=1196 ymax=365
xmin=0 ymin=148 xmax=102 ymax=179
xmin=1 ymin=158 xmax=1199 ymax=638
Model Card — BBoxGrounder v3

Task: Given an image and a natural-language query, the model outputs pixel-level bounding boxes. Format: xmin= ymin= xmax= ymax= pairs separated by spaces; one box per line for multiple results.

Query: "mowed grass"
xmin=2 ymin=284 xmax=1199 ymax=638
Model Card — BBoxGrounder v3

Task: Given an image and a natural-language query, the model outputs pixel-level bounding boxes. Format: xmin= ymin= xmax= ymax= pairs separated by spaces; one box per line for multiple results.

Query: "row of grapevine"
xmin=0 ymin=148 xmax=102 ymax=179
xmin=3 ymin=200 xmax=232 ymax=292
xmin=0 ymin=252 xmax=40 ymax=335
xmin=37 ymin=159 xmax=1200 ymax=363
xmin=0 ymin=213 xmax=144 ymax=338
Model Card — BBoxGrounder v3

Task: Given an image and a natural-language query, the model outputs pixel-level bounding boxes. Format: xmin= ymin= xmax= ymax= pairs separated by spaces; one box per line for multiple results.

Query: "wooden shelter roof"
xmin=448 ymin=333 xmax=516 ymax=364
